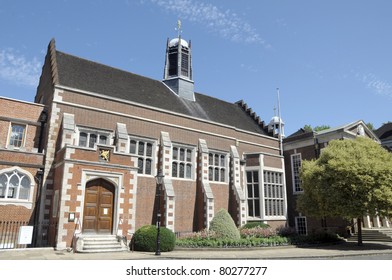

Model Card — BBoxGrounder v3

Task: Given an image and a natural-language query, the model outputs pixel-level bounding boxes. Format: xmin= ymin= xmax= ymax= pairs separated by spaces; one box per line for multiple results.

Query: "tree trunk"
xmin=357 ymin=217 xmax=363 ymax=246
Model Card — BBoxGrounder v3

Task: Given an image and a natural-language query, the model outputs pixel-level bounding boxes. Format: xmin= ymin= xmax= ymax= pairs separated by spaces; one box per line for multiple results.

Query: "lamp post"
xmin=155 ymin=170 xmax=164 ymax=256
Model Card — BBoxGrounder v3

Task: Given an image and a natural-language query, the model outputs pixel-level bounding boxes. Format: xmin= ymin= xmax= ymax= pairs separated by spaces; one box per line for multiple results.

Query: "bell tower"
xmin=163 ymin=20 xmax=195 ymax=101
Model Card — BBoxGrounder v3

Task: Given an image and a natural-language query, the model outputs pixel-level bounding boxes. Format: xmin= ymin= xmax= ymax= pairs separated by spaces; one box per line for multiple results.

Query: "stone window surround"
xmin=295 ymin=215 xmax=308 ymax=236
xmin=291 ymin=153 xmax=303 ymax=193
xmin=245 ymin=165 xmax=286 ymax=221
xmin=263 ymin=170 xmax=285 ymax=217
xmin=7 ymin=123 xmax=27 ymax=149
xmin=208 ymin=150 xmax=228 ymax=183
xmin=76 ymin=126 xmax=112 ymax=148
xmin=0 ymin=166 xmax=35 ymax=209
xmin=171 ymin=143 xmax=196 ymax=180
xmin=128 ymin=135 xmax=157 ymax=176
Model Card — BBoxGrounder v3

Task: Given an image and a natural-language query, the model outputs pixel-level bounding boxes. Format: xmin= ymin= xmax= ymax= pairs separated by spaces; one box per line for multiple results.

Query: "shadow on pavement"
xmin=297 ymin=241 xmax=392 ymax=251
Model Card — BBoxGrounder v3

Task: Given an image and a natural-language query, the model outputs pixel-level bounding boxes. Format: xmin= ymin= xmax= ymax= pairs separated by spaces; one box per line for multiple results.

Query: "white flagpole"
xmin=277 ymin=88 xmax=283 ymax=155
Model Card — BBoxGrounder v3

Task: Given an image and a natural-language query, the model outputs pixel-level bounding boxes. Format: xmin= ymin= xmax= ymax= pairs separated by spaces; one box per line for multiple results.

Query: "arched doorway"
xmin=82 ymin=179 xmax=115 ymax=234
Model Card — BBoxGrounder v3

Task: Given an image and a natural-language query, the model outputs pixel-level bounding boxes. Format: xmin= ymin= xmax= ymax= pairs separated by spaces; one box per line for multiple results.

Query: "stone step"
xmin=81 ymin=235 xmax=118 ymax=241
xmin=78 ymin=247 xmax=127 ymax=254
xmin=83 ymin=243 xmax=123 ymax=250
xmin=348 ymin=229 xmax=392 ymax=242
xmin=76 ymin=235 xmax=128 ymax=253
xmin=84 ymin=240 xmax=120 ymax=246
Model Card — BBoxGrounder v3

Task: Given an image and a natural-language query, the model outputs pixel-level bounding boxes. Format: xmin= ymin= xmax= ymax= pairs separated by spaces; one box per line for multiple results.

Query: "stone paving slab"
xmin=1 ymin=241 xmax=392 ymax=260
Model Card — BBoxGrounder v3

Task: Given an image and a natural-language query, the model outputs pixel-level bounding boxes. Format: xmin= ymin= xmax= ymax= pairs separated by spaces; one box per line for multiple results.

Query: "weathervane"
xmin=175 ymin=19 xmax=182 ymax=38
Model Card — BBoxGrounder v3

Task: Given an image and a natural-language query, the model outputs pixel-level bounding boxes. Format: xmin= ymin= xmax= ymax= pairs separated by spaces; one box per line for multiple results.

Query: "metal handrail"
xmin=116 ymin=216 xmax=128 ymax=249
xmin=70 ymin=218 xmax=82 ymax=252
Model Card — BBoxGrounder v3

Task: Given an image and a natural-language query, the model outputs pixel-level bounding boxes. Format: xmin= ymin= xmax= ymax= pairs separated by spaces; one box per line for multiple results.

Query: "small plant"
xmin=240 ymin=227 xmax=276 ymax=239
xmin=241 ymin=221 xmax=270 ymax=229
xmin=209 ymin=209 xmax=240 ymax=240
xmin=276 ymin=226 xmax=297 ymax=237
xmin=133 ymin=225 xmax=176 ymax=252
xmin=179 ymin=229 xmax=217 ymax=240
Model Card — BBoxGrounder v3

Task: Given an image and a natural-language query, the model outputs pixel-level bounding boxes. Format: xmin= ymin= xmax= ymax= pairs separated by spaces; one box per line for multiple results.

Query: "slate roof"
xmin=375 ymin=122 xmax=392 ymax=141
xmin=283 ymin=128 xmax=314 ymax=143
xmin=54 ymin=50 xmax=267 ymax=135
xmin=284 ymin=120 xmax=380 ymax=143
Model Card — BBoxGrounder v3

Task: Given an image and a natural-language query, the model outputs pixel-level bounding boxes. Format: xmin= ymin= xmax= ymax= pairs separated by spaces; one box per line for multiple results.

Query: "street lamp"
xmin=155 ymin=170 xmax=164 ymax=256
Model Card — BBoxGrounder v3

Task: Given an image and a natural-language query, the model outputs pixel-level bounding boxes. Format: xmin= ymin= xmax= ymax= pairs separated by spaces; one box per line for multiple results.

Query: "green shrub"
xmin=133 ymin=225 xmax=176 ymax=252
xmin=209 ymin=209 xmax=240 ymax=240
xmin=241 ymin=221 xmax=270 ymax=229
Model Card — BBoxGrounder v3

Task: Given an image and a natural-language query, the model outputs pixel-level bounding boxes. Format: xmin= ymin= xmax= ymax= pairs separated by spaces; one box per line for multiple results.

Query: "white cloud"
xmin=0 ymin=48 xmax=41 ymax=88
xmin=361 ymin=73 xmax=392 ymax=98
xmin=149 ymin=0 xmax=269 ymax=47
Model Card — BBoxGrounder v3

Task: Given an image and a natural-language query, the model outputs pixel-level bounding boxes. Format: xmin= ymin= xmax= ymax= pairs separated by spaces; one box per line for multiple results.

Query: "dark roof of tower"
xmin=53 ymin=49 xmax=268 ymax=135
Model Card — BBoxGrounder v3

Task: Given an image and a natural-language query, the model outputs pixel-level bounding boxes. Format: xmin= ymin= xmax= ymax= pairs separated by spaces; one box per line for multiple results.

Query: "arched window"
xmin=0 ymin=168 xmax=34 ymax=209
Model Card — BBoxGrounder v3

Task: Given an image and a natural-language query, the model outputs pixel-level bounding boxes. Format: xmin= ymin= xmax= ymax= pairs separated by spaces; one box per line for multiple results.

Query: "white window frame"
xmin=0 ymin=167 xmax=35 ymax=209
xmin=7 ymin=123 xmax=27 ymax=149
xmin=129 ymin=136 xmax=156 ymax=176
xmin=208 ymin=151 xmax=228 ymax=183
xmin=295 ymin=216 xmax=308 ymax=236
xmin=245 ymin=169 xmax=261 ymax=220
xmin=77 ymin=127 xmax=111 ymax=148
xmin=291 ymin=153 xmax=303 ymax=193
xmin=263 ymin=170 xmax=285 ymax=218
xmin=171 ymin=144 xmax=195 ymax=180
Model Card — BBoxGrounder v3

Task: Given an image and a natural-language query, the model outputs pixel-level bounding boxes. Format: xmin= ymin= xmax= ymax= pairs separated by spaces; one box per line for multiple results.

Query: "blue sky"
xmin=0 ymin=0 xmax=391 ymax=136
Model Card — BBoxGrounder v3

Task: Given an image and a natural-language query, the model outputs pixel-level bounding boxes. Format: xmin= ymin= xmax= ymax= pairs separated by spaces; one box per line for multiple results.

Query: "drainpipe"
xmin=38 ymin=109 xmax=48 ymax=153
xmin=33 ymin=169 xmax=44 ymax=247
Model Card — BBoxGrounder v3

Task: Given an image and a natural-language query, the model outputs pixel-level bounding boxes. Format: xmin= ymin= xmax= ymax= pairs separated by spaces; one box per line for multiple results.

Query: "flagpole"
xmin=277 ymin=88 xmax=283 ymax=156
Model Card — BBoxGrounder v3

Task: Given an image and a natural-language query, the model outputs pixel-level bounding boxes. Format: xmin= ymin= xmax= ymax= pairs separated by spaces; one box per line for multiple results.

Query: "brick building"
xmin=1 ymin=35 xmax=287 ymax=251
xmin=283 ymin=120 xmax=389 ymax=236
xmin=0 ymin=97 xmax=46 ymax=248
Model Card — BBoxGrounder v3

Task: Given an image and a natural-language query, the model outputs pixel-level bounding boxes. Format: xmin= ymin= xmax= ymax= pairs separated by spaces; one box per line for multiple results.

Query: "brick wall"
xmin=0 ymin=98 xmax=45 ymax=239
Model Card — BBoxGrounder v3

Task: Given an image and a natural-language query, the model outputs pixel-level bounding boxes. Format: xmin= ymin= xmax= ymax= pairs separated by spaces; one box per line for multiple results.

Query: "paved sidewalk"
xmin=1 ymin=241 xmax=392 ymax=260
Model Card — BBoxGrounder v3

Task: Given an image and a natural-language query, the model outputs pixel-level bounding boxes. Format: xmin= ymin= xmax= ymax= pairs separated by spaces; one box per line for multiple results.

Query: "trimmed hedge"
xmin=209 ymin=209 xmax=240 ymax=240
xmin=133 ymin=225 xmax=176 ymax=252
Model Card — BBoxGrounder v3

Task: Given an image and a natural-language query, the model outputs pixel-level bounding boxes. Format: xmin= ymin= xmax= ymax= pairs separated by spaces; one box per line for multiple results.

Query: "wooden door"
xmin=83 ymin=179 xmax=114 ymax=234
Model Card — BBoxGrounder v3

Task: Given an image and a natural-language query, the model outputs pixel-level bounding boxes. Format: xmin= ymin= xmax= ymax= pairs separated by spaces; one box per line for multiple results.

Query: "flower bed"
xmin=175 ymin=226 xmax=343 ymax=248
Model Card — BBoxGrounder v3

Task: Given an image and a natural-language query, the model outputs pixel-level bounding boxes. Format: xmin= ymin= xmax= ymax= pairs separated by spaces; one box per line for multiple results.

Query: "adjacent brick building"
xmin=0 ymin=97 xmax=46 ymax=248
xmin=1 ymin=35 xmax=287 ymax=250
xmin=283 ymin=120 xmax=389 ymax=236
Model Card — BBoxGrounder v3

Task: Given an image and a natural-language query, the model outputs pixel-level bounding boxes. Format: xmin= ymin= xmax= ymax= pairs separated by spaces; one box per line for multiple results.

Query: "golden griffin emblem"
xmin=99 ymin=149 xmax=110 ymax=161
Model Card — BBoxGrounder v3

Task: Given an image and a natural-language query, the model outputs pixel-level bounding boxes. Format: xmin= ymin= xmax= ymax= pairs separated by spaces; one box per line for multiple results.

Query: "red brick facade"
xmin=0 ymin=97 xmax=45 ymax=247
xmin=1 ymin=39 xmax=288 ymax=250
xmin=283 ymin=122 xmax=386 ymax=236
